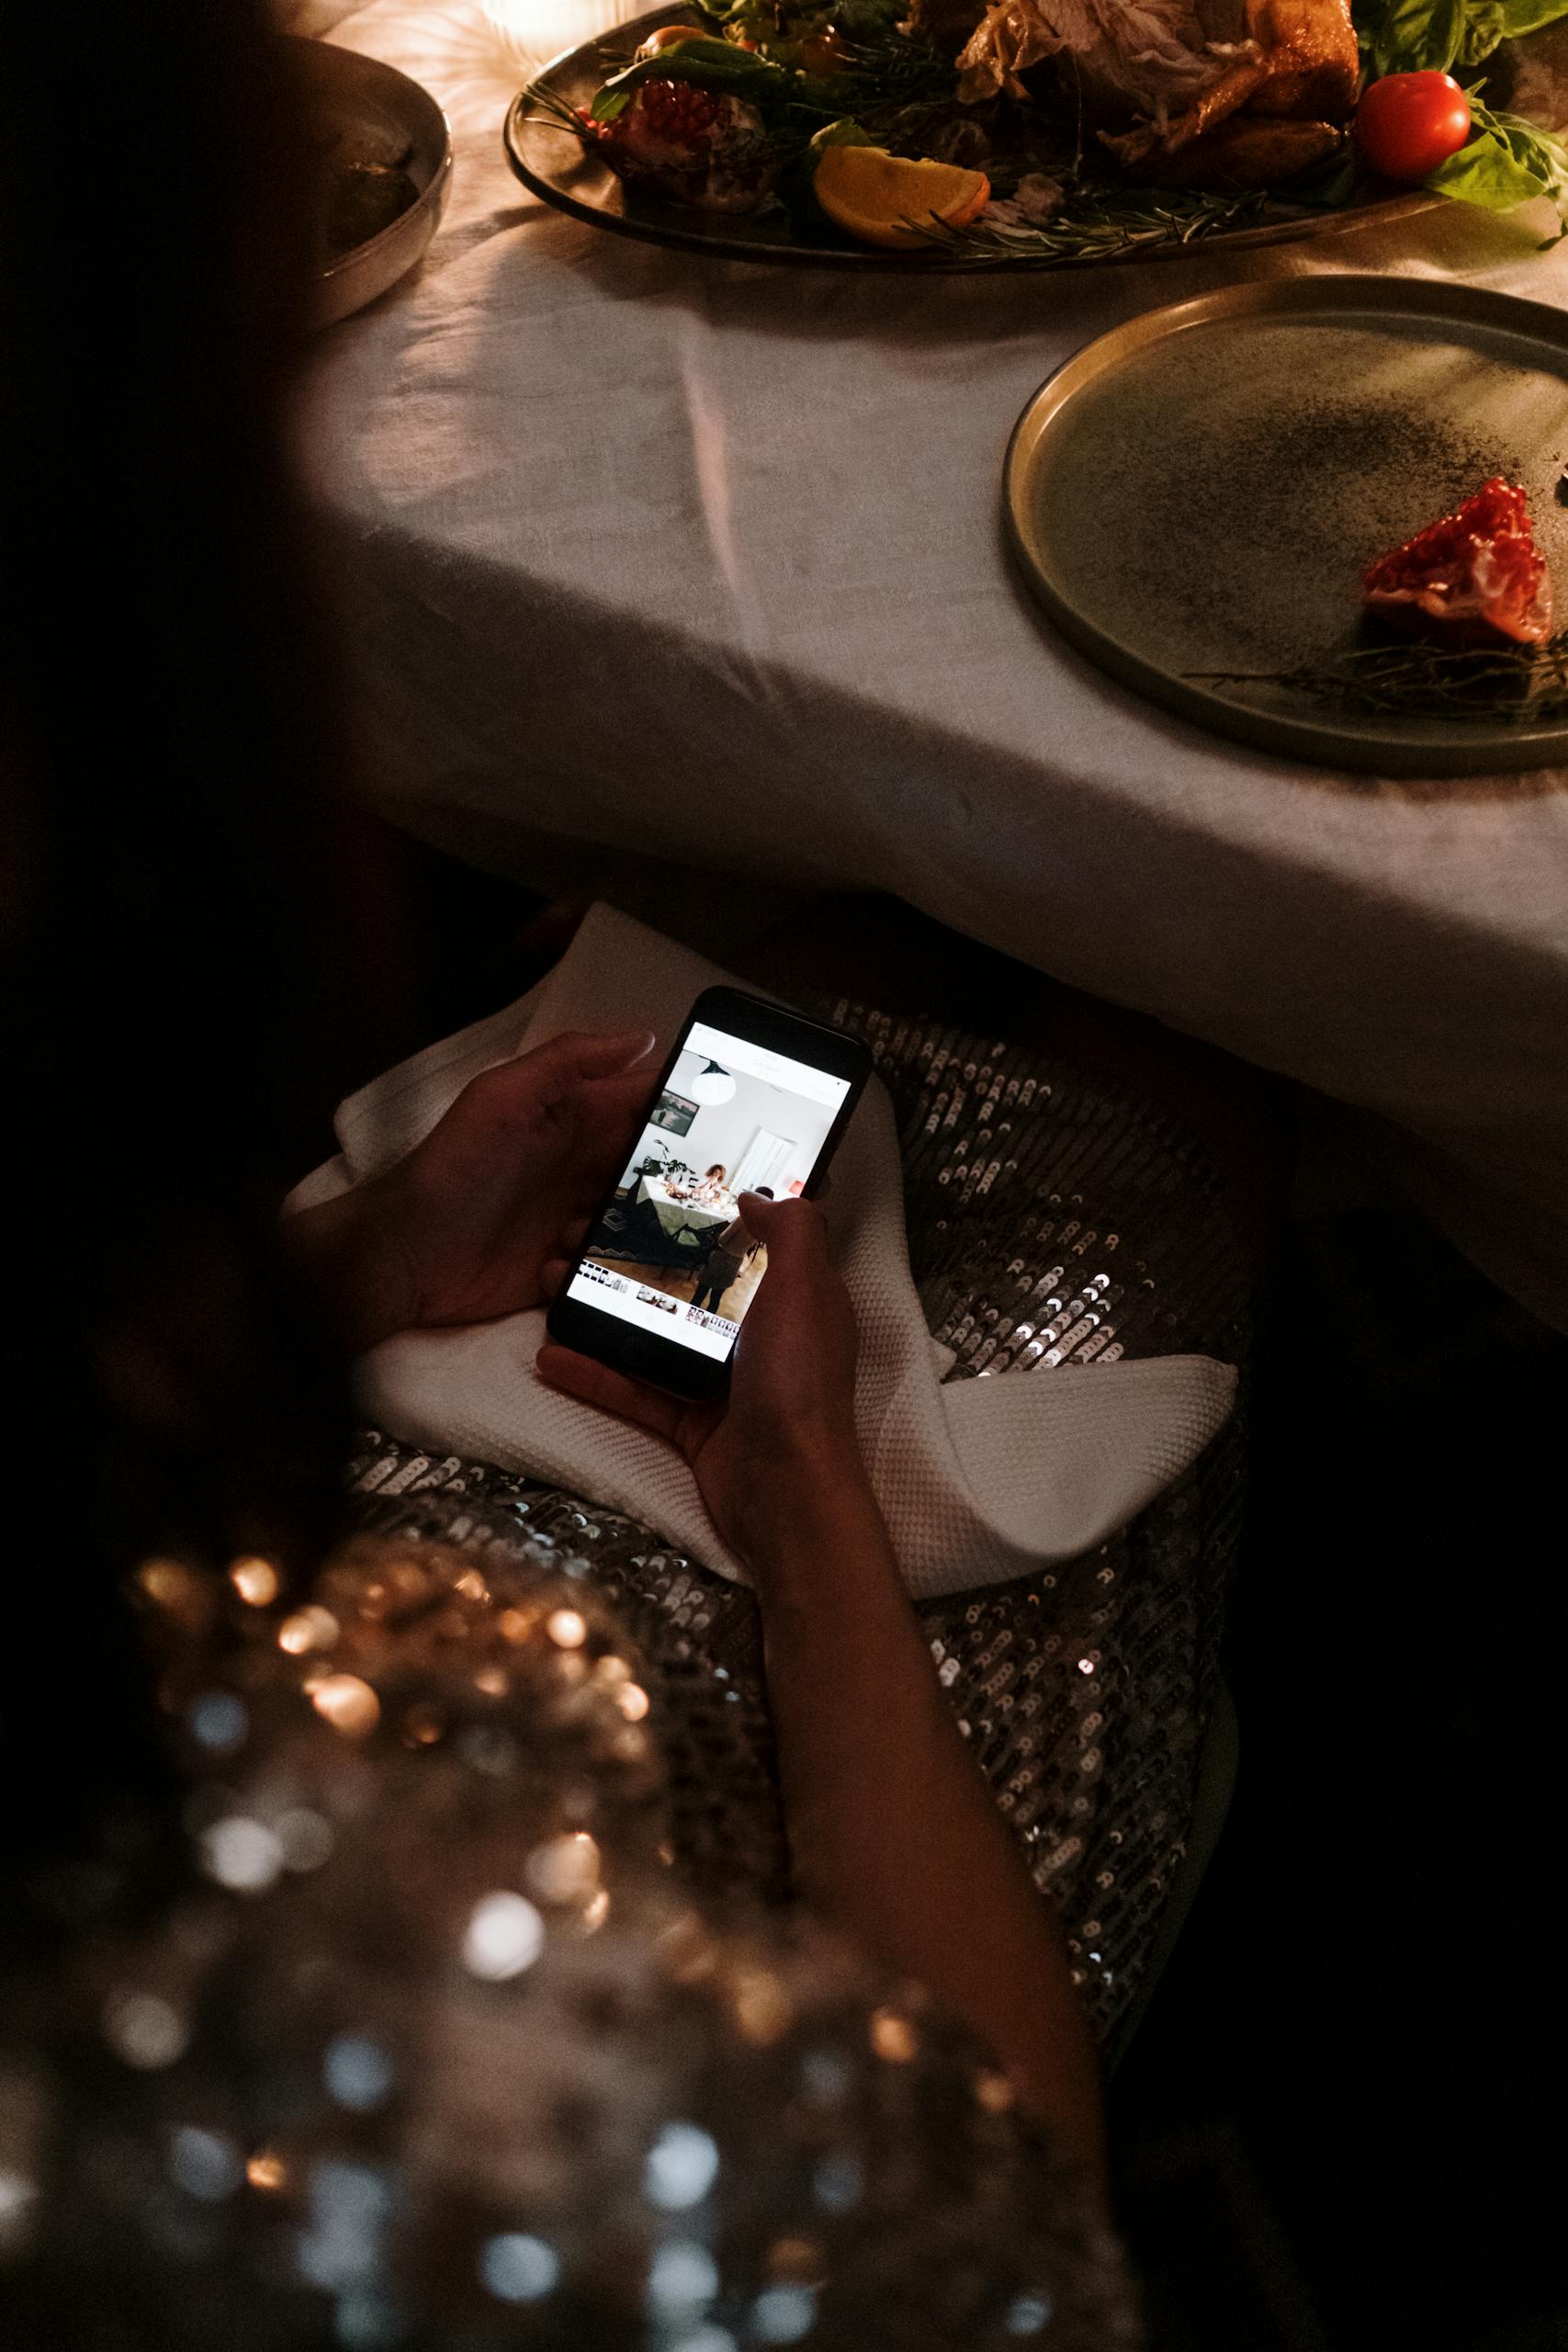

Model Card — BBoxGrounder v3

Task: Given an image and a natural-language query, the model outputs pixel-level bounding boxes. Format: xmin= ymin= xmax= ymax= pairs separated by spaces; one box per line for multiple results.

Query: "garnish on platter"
xmin=1362 ymin=476 xmax=1554 ymax=646
xmin=812 ymin=139 xmax=989 ymax=243
xmin=519 ymin=0 xmax=1568 ymax=263
xmin=1198 ymin=479 xmax=1568 ymax=720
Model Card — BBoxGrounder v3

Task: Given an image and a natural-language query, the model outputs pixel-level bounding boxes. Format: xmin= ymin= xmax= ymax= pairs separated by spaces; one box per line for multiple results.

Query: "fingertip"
xmin=586 ymin=1027 xmax=660 ymax=1075
xmin=740 ymin=1189 xmax=822 ymax=1238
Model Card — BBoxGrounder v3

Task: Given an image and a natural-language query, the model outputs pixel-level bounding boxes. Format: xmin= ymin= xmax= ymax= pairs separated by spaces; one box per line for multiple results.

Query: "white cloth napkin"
xmin=288 ymin=905 xmax=1237 ymax=1599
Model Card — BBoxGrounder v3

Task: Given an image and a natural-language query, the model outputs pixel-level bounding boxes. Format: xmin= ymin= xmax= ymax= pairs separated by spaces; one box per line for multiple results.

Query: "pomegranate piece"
xmin=586 ymin=80 xmax=779 ymax=212
xmin=1362 ymin=478 xmax=1554 ymax=648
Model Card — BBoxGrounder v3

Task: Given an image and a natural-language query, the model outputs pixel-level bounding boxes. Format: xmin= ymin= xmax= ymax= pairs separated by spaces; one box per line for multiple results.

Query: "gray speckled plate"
xmin=1004 ymin=276 xmax=1568 ymax=775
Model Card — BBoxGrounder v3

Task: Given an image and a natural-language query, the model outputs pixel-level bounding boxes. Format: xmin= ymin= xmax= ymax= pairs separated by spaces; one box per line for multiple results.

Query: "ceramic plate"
xmin=1004 ymin=275 xmax=1568 ymax=775
xmin=285 ymin=37 xmax=453 ymax=328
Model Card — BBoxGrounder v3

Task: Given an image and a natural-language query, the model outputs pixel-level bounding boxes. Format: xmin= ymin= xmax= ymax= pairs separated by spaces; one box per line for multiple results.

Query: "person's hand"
xmin=536 ymin=1192 xmax=873 ymax=1572
xmin=288 ymin=1029 xmax=657 ymax=1349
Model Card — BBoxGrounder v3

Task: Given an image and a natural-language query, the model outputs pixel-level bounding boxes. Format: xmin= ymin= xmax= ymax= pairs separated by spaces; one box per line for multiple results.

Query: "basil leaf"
xmin=1356 ymin=0 xmax=1568 ymax=74
xmin=1427 ymin=98 xmax=1568 ymax=236
xmin=589 ymin=38 xmax=795 ymax=120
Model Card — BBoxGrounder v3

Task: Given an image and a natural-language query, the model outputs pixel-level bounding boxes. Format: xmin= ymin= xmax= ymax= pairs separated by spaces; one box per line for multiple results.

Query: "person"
xmin=690 ymin=1160 xmax=731 ymax=1206
xmin=4 ymin=999 xmax=1136 ymax=2342
xmin=689 ymin=1187 xmax=774 ymax=1315
xmin=0 ymin=0 xmax=1283 ymax=2335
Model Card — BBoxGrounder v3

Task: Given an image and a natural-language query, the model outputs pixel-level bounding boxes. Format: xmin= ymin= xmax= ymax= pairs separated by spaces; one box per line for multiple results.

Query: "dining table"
xmin=636 ymin=1176 xmax=732 ymax=1238
xmin=299 ymin=0 xmax=1568 ymax=1330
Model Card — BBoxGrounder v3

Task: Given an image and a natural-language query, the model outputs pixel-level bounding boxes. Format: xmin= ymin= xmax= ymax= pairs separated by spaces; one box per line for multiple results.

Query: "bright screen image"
xmin=566 ymin=1020 xmax=852 ymax=1362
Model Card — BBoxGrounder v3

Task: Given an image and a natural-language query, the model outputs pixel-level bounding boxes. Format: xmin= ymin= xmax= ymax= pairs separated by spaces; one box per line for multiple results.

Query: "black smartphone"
xmin=547 ymin=986 xmax=873 ymax=1402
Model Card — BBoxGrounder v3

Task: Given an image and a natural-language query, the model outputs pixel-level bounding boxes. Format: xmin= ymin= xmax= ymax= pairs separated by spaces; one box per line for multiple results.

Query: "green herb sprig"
xmin=911 ymin=184 xmax=1276 ymax=264
xmin=1194 ymin=632 xmax=1568 ymax=719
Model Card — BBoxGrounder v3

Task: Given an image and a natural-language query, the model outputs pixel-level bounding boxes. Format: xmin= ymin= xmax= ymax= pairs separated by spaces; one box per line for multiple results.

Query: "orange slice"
xmin=814 ymin=144 xmax=989 ymax=251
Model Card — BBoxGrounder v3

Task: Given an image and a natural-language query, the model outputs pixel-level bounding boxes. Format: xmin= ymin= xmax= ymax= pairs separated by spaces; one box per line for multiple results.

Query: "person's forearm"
xmin=745 ymin=1450 xmax=1107 ymax=2181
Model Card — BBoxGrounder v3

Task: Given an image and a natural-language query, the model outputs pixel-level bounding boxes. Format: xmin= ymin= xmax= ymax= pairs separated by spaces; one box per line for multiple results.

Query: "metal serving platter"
xmin=1003 ymin=275 xmax=1568 ymax=775
xmin=502 ymin=4 xmax=1444 ymax=273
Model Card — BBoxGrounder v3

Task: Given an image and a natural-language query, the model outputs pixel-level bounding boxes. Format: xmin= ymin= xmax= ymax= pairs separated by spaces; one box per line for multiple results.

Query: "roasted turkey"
xmin=918 ymin=0 xmax=1358 ymax=186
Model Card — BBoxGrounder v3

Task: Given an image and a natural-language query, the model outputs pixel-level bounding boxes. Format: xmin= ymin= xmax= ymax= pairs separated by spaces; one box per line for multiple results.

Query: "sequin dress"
xmin=348 ymin=994 xmax=1250 ymax=2052
xmin=12 ymin=1533 xmax=1143 ymax=2350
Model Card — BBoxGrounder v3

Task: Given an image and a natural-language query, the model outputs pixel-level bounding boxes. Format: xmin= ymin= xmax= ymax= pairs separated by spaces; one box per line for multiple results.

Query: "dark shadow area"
xmin=1112 ymin=1207 xmax=1564 ymax=2352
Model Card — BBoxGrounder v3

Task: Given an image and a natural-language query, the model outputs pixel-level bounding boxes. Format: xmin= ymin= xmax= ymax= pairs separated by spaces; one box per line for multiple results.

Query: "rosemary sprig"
xmin=1193 ymin=633 xmax=1568 ymax=720
xmin=829 ymin=27 xmax=956 ymax=107
xmin=521 ymin=79 xmax=594 ymax=140
xmin=913 ymin=184 xmax=1273 ymax=263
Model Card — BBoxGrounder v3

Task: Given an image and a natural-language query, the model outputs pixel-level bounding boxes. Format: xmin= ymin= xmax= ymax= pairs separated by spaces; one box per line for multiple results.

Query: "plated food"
xmin=1361 ymin=478 xmax=1554 ymax=648
xmin=1003 ymin=277 xmax=1568 ymax=773
xmin=513 ymin=0 xmax=1568 ymax=265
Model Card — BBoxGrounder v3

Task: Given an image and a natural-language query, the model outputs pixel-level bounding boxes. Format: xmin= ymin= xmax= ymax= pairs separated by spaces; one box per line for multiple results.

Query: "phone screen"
xmin=561 ymin=1006 xmax=856 ymax=1373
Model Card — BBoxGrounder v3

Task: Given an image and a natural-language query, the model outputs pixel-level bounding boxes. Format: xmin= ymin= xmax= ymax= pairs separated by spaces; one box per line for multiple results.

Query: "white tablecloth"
xmin=301 ymin=0 xmax=1568 ymax=1327
xmin=636 ymin=1176 xmax=730 ymax=1235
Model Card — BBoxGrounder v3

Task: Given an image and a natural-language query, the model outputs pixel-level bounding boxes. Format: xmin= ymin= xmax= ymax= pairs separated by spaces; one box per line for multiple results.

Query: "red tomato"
xmin=1354 ymin=71 xmax=1472 ymax=181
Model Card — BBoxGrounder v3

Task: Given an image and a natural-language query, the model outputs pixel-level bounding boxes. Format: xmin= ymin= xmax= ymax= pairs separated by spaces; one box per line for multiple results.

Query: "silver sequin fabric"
xmin=350 ymin=997 xmax=1250 ymax=2050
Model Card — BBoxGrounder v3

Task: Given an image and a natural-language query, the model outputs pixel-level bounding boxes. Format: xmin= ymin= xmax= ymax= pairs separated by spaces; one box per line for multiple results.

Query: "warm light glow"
xmin=135 ymin=1557 xmax=192 ymax=1608
xmin=525 ymin=1832 xmax=601 ymax=1905
xmin=483 ymin=0 xmax=652 ymax=72
xmin=974 ymin=2067 xmax=1014 ymax=2114
xmin=309 ymin=1674 xmax=380 ymax=1736
xmin=498 ymin=1608 xmax=536 ymax=1644
xmin=765 ymin=2236 xmax=823 ymax=2285
xmin=228 ymin=1555 xmax=279 ymax=1607
xmin=617 ymin=1681 xmax=650 ymax=1722
xmin=581 ymin=1886 xmax=611 ymax=1933
xmin=474 ymin=1667 xmax=509 ymax=1698
xmin=731 ymin=1969 xmax=792 ymax=2047
xmin=869 ymin=2008 xmax=919 ymax=2064
xmin=456 ymin=1569 xmax=488 ymax=1602
xmin=545 ymin=1609 xmax=586 ymax=1650
xmin=402 ymin=1703 xmax=445 ymax=1747
xmin=279 ymin=1606 xmax=339 ymax=1656
xmin=246 ymin=2150 xmax=288 ymax=2192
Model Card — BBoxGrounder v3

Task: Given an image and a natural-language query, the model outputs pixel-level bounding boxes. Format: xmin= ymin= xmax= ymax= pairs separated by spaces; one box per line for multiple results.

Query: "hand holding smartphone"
xmin=546 ymin=987 xmax=872 ymax=1401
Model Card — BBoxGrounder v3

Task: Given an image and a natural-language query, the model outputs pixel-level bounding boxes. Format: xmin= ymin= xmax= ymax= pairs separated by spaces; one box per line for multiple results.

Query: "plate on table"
xmin=510 ymin=5 xmax=1561 ymax=272
xmin=1003 ymin=276 xmax=1568 ymax=775
xmin=283 ymin=36 xmax=453 ymax=328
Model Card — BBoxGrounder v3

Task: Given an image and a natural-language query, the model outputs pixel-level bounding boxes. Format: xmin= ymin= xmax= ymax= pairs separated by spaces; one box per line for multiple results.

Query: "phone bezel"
xmin=545 ymin=986 xmax=872 ymax=1402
